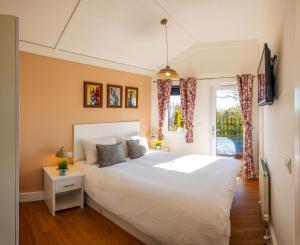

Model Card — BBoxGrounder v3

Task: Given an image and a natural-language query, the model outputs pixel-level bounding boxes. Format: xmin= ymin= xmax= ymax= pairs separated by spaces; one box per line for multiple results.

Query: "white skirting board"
xmin=85 ymin=194 xmax=160 ymax=245
xmin=270 ymin=224 xmax=278 ymax=245
xmin=19 ymin=191 xmax=44 ymax=202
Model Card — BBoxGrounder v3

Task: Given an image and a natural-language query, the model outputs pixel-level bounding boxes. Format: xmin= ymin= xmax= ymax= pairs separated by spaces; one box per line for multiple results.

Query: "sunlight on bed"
xmin=154 ymin=155 xmax=221 ymax=173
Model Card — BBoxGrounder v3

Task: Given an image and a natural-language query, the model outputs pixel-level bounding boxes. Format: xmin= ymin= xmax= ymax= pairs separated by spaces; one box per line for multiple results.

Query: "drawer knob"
xmin=64 ymin=184 xmax=75 ymax=188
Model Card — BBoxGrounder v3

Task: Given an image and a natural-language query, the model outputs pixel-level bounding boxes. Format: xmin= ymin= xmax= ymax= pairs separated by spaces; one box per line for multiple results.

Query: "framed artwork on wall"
xmin=107 ymin=84 xmax=123 ymax=108
xmin=83 ymin=81 xmax=103 ymax=108
xmin=125 ymin=87 xmax=138 ymax=108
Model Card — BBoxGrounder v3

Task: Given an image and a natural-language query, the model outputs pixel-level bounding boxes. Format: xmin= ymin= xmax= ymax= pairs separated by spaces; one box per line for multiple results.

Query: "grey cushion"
xmin=127 ymin=140 xmax=147 ymax=159
xmin=96 ymin=143 xmax=126 ymax=167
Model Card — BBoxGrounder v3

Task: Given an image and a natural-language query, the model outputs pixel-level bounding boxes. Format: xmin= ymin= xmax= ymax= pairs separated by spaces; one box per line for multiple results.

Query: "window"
xmin=166 ymin=86 xmax=185 ymax=133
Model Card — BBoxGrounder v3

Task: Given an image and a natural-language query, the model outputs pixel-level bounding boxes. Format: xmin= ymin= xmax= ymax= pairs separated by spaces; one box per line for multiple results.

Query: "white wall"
xmin=0 ymin=14 xmax=18 ymax=245
xmin=259 ymin=0 xmax=298 ymax=244
xmin=152 ymin=40 xmax=260 ymax=172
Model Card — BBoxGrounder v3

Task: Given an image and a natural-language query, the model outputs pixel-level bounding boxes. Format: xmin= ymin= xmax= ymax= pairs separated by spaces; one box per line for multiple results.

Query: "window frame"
xmin=210 ymin=82 xmax=242 ymax=156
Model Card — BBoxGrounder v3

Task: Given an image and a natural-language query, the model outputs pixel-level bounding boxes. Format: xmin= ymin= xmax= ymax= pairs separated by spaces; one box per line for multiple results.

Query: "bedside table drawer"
xmin=55 ymin=177 xmax=82 ymax=193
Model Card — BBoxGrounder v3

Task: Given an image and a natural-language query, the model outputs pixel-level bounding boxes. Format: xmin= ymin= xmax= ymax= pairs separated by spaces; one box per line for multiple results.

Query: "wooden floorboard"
xmin=20 ymin=178 xmax=266 ymax=245
xmin=230 ymin=178 xmax=266 ymax=245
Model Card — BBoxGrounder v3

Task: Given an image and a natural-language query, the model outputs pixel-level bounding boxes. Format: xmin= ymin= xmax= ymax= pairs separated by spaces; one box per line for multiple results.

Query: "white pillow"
xmin=128 ymin=135 xmax=149 ymax=151
xmin=82 ymin=137 xmax=116 ymax=164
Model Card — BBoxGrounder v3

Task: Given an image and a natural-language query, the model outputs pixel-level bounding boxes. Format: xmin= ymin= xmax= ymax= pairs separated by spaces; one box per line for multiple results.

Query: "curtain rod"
xmin=152 ymin=75 xmax=256 ymax=83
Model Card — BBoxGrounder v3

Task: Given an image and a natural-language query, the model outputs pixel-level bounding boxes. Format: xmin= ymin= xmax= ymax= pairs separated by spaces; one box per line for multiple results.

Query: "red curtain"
xmin=157 ymin=79 xmax=172 ymax=140
xmin=237 ymin=74 xmax=255 ymax=179
xmin=179 ymin=77 xmax=197 ymax=143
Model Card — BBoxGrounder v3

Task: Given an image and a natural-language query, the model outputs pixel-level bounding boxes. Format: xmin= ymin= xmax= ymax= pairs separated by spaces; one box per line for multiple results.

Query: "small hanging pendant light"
xmin=157 ymin=19 xmax=179 ymax=79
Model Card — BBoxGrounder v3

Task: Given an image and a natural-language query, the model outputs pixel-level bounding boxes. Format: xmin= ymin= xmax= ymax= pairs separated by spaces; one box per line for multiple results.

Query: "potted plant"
xmin=58 ymin=160 xmax=68 ymax=176
xmin=155 ymin=140 xmax=161 ymax=150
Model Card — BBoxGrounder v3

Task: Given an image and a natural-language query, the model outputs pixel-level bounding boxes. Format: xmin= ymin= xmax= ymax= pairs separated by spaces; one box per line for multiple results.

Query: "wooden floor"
xmin=20 ymin=178 xmax=266 ymax=245
xmin=229 ymin=178 xmax=266 ymax=245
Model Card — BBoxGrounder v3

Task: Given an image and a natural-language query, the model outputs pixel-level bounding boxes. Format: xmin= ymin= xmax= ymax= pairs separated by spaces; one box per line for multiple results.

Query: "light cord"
xmin=165 ymin=24 xmax=169 ymax=66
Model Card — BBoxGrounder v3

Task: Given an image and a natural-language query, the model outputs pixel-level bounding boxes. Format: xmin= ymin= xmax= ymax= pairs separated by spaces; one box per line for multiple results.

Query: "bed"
xmin=73 ymin=121 xmax=241 ymax=245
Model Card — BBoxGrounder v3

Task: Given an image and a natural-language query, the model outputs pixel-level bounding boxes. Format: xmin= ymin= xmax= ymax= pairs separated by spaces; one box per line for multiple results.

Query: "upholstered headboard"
xmin=73 ymin=121 xmax=140 ymax=163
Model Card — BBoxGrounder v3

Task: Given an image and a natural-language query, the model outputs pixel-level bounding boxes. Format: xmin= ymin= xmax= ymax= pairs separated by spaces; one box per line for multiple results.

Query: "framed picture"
xmin=125 ymin=87 xmax=138 ymax=108
xmin=84 ymin=81 xmax=103 ymax=108
xmin=107 ymin=84 xmax=123 ymax=108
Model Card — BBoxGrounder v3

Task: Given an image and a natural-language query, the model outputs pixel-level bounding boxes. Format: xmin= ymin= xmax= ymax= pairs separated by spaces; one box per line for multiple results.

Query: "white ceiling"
xmin=0 ymin=0 xmax=78 ymax=47
xmin=0 ymin=0 xmax=263 ymax=74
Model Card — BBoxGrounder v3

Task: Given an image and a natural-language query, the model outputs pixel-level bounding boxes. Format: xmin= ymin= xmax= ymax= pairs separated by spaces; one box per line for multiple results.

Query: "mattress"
xmin=75 ymin=152 xmax=241 ymax=245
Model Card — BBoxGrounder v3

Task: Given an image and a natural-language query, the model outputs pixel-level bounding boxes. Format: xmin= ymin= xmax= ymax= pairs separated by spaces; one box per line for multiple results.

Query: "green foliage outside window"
xmin=216 ymin=107 xmax=243 ymax=139
xmin=168 ymin=103 xmax=184 ymax=132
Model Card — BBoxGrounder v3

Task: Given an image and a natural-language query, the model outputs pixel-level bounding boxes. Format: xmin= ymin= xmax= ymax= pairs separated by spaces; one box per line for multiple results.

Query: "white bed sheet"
xmin=75 ymin=152 xmax=240 ymax=245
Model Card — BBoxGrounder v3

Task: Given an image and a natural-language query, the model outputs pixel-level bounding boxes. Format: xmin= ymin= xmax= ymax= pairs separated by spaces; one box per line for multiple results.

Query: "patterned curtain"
xmin=157 ymin=79 xmax=172 ymax=140
xmin=237 ymin=74 xmax=255 ymax=179
xmin=179 ymin=77 xmax=197 ymax=143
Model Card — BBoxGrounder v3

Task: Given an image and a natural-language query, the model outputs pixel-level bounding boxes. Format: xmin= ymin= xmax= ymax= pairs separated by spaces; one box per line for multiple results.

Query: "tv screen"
xmin=258 ymin=43 xmax=274 ymax=105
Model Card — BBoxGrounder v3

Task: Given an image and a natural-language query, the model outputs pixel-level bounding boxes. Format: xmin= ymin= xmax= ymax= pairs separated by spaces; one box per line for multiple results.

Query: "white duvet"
xmin=75 ymin=152 xmax=240 ymax=245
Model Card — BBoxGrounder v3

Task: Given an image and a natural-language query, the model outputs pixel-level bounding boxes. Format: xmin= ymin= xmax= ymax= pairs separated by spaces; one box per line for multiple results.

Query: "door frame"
xmin=209 ymin=82 xmax=238 ymax=156
xmin=294 ymin=1 xmax=300 ymax=244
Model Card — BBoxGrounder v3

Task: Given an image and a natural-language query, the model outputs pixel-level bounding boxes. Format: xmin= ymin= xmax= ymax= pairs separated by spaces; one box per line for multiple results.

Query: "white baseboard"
xmin=270 ymin=224 xmax=278 ymax=245
xmin=19 ymin=191 xmax=44 ymax=202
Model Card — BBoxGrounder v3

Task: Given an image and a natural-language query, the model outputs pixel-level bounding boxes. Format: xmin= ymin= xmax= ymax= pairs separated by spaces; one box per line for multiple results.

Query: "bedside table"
xmin=43 ymin=165 xmax=84 ymax=216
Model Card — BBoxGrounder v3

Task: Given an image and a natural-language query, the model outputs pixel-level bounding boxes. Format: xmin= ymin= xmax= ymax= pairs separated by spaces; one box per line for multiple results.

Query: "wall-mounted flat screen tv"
xmin=258 ymin=43 xmax=276 ymax=105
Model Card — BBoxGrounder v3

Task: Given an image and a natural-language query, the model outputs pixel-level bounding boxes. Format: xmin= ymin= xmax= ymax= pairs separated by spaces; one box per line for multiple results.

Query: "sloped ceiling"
xmin=0 ymin=0 xmax=263 ymax=75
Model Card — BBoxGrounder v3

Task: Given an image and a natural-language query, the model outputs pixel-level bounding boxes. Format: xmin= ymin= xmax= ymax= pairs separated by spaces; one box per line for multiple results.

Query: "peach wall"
xmin=20 ymin=52 xmax=152 ymax=192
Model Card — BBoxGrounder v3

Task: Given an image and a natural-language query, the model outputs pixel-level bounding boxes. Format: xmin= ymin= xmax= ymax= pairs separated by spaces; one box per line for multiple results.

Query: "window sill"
xmin=163 ymin=132 xmax=184 ymax=136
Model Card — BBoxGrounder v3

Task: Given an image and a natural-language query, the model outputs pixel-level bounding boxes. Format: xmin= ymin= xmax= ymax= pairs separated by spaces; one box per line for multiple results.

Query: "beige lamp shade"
xmin=55 ymin=146 xmax=68 ymax=158
xmin=157 ymin=66 xmax=179 ymax=78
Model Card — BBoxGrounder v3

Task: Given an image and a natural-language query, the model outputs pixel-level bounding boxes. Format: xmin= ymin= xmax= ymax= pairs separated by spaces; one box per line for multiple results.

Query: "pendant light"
xmin=157 ymin=19 xmax=179 ymax=79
